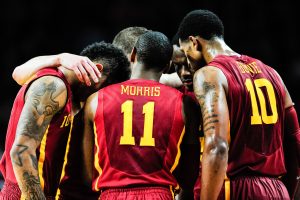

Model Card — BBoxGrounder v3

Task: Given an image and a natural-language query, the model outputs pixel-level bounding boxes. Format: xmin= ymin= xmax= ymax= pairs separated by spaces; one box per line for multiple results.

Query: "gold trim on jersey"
xmin=55 ymin=117 xmax=74 ymax=200
xmin=169 ymin=185 xmax=175 ymax=199
xmin=225 ymin=120 xmax=231 ymax=200
xmin=200 ymin=137 xmax=204 ymax=161
xmin=170 ymin=127 xmax=185 ymax=173
xmin=38 ymin=125 xmax=50 ymax=190
xmin=225 ymin=175 xmax=230 ymax=200
xmin=93 ymin=122 xmax=103 ymax=192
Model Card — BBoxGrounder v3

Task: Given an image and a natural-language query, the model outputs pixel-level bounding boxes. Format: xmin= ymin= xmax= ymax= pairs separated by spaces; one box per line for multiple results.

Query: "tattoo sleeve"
xmin=194 ymin=81 xmax=219 ymax=133
xmin=11 ymin=77 xmax=67 ymax=200
xmin=20 ymin=81 xmax=60 ymax=141
xmin=22 ymin=171 xmax=46 ymax=200
xmin=193 ymin=67 xmax=229 ymax=200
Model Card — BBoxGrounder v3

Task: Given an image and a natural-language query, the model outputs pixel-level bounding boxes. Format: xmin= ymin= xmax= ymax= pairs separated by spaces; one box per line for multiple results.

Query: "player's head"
xmin=178 ymin=9 xmax=224 ymax=41
xmin=132 ymin=31 xmax=173 ymax=73
xmin=170 ymin=32 xmax=193 ymax=91
xmin=172 ymin=45 xmax=193 ymax=91
xmin=112 ymin=26 xmax=149 ymax=58
xmin=177 ymin=9 xmax=224 ymax=70
xmin=78 ymin=41 xmax=130 ymax=98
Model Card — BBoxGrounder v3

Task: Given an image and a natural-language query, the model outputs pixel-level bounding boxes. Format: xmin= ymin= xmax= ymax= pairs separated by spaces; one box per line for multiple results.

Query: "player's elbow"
xmin=10 ymin=145 xmax=22 ymax=166
xmin=12 ymin=66 xmax=25 ymax=85
xmin=205 ymin=135 xmax=228 ymax=161
xmin=10 ymin=147 xmax=16 ymax=163
xmin=10 ymin=144 xmax=34 ymax=167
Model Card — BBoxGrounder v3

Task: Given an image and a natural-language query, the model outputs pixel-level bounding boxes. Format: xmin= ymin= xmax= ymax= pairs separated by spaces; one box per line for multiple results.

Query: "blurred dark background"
xmin=0 ymin=0 xmax=299 ymax=153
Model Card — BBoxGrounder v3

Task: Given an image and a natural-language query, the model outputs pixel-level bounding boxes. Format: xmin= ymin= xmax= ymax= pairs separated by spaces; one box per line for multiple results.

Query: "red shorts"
xmin=231 ymin=176 xmax=290 ymax=200
xmin=0 ymin=180 xmax=21 ymax=200
xmin=0 ymin=180 xmax=54 ymax=200
xmin=100 ymin=186 xmax=174 ymax=200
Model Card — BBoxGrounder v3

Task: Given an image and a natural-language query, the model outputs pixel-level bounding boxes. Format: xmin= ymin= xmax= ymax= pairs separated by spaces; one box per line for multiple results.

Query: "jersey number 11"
xmin=120 ymin=100 xmax=155 ymax=146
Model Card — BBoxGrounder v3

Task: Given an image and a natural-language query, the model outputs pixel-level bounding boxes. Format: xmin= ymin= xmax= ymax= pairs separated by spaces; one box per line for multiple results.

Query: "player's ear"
xmin=189 ymin=36 xmax=199 ymax=50
xmin=130 ymin=47 xmax=137 ymax=63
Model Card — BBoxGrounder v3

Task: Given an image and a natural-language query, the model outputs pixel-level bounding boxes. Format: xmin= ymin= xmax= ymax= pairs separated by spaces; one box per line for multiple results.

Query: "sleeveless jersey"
xmin=209 ymin=55 xmax=286 ymax=177
xmin=56 ymin=109 xmax=99 ymax=200
xmin=0 ymin=68 xmax=73 ymax=197
xmin=92 ymin=79 xmax=185 ymax=191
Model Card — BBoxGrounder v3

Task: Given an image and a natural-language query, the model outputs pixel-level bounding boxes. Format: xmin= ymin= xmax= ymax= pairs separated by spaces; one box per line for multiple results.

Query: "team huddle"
xmin=0 ymin=9 xmax=299 ymax=200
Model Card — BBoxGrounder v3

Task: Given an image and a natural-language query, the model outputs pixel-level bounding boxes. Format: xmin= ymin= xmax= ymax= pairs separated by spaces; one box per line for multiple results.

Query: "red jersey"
xmin=178 ymin=86 xmax=203 ymax=200
xmin=92 ymin=79 xmax=185 ymax=191
xmin=209 ymin=55 xmax=286 ymax=177
xmin=178 ymin=86 xmax=197 ymax=103
xmin=0 ymin=68 xmax=73 ymax=197
xmin=56 ymin=110 xmax=99 ymax=200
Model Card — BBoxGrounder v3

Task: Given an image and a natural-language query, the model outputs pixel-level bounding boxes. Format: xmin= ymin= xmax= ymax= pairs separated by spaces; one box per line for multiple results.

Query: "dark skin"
xmin=180 ymin=36 xmax=234 ymax=200
xmin=180 ymin=34 xmax=297 ymax=199
xmin=173 ymin=45 xmax=194 ymax=92
xmin=172 ymin=44 xmax=205 ymax=199
xmin=82 ymin=46 xmax=201 ymax=199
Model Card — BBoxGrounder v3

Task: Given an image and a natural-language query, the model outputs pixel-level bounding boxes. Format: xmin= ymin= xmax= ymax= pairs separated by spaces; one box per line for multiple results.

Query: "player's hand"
xmin=58 ymin=53 xmax=102 ymax=86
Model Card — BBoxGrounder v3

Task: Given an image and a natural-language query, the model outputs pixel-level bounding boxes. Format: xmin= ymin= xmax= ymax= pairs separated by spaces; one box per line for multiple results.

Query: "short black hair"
xmin=135 ymin=31 xmax=173 ymax=72
xmin=80 ymin=41 xmax=130 ymax=85
xmin=177 ymin=9 xmax=224 ymax=41
xmin=112 ymin=26 xmax=149 ymax=55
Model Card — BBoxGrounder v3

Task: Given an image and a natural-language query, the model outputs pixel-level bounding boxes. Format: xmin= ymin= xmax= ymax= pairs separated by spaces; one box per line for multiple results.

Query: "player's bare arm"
xmin=193 ymin=66 xmax=229 ymax=200
xmin=12 ymin=53 xmax=101 ymax=86
xmin=10 ymin=76 xmax=67 ymax=200
xmin=82 ymin=92 xmax=98 ymax=186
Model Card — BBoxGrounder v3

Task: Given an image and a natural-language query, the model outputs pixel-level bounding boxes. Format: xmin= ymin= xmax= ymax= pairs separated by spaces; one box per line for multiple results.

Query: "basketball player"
xmin=0 ymin=42 xmax=130 ymax=199
xmin=177 ymin=9 xmax=300 ymax=200
xmin=82 ymin=31 xmax=201 ymax=200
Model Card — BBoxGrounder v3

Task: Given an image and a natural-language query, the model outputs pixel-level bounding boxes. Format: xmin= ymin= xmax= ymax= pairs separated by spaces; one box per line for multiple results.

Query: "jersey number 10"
xmin=245 ymin=78 xmax=278 ymax=125
xmin=120 ymin=100 xmax=155 ymax=146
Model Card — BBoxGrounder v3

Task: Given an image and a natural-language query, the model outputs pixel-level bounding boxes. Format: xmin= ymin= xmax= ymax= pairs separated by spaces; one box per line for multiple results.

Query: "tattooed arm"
xmin=12 ymin=53 xmax=101 ymax=86
xmin=82 ymin=92 xmax=98 ymax=187
xmin=193 ymin=66 xmax=229 ymax=200
xmin=10 ymin=76 xmax=67 ymax=200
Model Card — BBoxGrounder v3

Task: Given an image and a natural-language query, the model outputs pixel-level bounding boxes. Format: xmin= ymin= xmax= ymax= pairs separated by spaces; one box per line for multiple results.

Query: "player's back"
xmin=209 ymin=55 xmax=286 ymax=178
xmin=92 ymin=79 xmax=185 ymax=191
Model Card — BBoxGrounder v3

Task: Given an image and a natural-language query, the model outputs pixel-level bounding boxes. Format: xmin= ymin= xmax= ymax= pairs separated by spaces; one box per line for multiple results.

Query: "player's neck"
xmin=130 ymin=64 xmax=162 ymax=81
xmin=203 ymin=38 xmax=240 ymax=63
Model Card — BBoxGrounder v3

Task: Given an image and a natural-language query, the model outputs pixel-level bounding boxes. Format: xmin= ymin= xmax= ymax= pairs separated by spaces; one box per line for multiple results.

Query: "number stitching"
xmin=120 ymin=100 xmax=155 ymax=146
xmin=245 ymin=78 xmax=278 ymax=124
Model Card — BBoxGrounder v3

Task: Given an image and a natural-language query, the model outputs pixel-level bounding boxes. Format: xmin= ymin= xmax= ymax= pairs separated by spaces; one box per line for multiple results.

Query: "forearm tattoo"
xmin=30 ymin=154 xmax=38 ymax=170
xmin=20 ymin=81 xmax=60 ymax=141
xmin=12 ymin=144 xmax=28 ymax=167
xmin=22 ymin=171 xmax=46 ymax=200
xmin=12 ymin=144 xmax=38 ymax=169
xmin=195 ymin=81 xmax=219 ymax=133
xmin=13 ymin=80 xmax=62 ymax=200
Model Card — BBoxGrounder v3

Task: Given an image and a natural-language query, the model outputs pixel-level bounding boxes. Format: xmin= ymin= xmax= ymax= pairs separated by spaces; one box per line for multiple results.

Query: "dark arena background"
xmin=0 ymin=0 xmax=299 ymax=185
